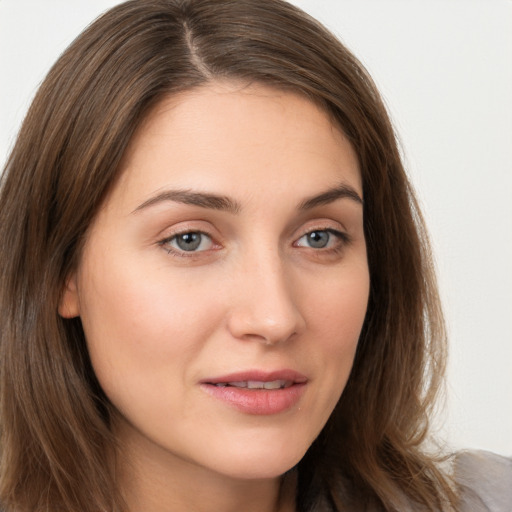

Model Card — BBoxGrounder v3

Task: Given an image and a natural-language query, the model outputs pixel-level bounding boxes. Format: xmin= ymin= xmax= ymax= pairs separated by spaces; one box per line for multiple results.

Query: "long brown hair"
xmin=0 ymin=1 xmax=455 ymax=510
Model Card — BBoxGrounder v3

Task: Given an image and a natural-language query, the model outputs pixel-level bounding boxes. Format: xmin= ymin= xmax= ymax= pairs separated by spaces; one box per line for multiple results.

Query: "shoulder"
xmin=454 ymin=449 xmax=512 ymax=512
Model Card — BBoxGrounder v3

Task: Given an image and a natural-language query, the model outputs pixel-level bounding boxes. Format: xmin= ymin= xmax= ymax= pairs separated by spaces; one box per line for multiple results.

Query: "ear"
xmin=58 ymin=272 xmax=80 ymax=318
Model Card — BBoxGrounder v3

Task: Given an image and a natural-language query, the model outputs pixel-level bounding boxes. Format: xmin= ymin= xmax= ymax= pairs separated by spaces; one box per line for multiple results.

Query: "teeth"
xmin=228 ymin=381 xmax=247 ymax=388
xmin=226 ymin=380 xmax=289 ymax=389
xmin=213 ymin=380 xmax=292 ymax=389
xmin=262 ymin=380 xmax=284 ymax=390
xmin=247 ymin=380 xmax=266 ymax=389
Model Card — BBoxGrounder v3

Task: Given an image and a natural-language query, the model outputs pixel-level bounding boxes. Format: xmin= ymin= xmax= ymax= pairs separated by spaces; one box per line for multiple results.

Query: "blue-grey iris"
xmin=307 ymin=231 xmax=329 ymax=248
xmin=176 ymin=233 xmax=202 ymax=251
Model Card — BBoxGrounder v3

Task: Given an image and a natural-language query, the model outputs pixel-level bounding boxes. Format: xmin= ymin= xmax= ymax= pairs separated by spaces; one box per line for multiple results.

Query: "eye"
xmin=295 ymin=229 xmax=346 ymax=250
xmin=162 ymin=231 xmax=214 ymax=253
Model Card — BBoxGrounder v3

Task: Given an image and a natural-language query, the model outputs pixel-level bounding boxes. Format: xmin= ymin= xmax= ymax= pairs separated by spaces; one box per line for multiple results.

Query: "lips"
xmin=200 ymin=370 xmax=308 ymax=415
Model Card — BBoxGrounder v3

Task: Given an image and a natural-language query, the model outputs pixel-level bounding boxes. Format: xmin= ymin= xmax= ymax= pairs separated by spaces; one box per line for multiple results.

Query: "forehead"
xmin=113 ymin=81 xmax=361 ymax=209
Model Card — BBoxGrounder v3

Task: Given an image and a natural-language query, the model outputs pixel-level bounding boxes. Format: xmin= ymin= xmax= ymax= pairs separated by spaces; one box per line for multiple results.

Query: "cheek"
xmin=297 ymin=262 xmax=369 ymax=412
xmin=307 ymin=262 xmax=369 ymax=346
xmin=77 ymin=256 xmax=222 ymax=398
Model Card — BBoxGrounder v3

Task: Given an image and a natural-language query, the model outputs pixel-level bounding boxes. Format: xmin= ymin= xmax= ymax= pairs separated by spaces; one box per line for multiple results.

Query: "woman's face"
xmin=60 ymin=82 xmax=369 ymax=481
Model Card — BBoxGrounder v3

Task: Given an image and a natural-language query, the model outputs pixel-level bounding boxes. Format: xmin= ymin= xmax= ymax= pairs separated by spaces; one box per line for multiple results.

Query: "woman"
xmin=0 ymin=1 xmax=510 ymax=511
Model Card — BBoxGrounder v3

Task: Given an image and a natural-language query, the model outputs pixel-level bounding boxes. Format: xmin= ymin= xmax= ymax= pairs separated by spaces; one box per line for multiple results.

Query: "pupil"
xmin=308 ymin=231 xmax=329 ymax=248
xmin=176 ymin=233 xmax=201 ymax=251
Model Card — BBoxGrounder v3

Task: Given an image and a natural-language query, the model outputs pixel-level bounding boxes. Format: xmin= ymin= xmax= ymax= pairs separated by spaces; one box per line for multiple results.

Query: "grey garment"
xmin=456 ymin=450 xmax=512 ymax=512
xmin=333 ymin=450 xmax=512 ymax=512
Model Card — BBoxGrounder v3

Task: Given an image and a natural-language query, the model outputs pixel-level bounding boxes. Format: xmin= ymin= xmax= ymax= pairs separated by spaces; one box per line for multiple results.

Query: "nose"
xmin=226 ymin=251 xmax=306 ymax=346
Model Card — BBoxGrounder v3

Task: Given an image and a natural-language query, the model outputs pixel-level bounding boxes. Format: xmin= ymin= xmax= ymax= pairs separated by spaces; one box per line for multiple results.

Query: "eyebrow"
xmin=132 ymin=183 xmax=363 ymax=215
xmin=298 ymin=183 xmax=363 ymax=210
xmin=132 ymin=189 xmax=241 ymax=214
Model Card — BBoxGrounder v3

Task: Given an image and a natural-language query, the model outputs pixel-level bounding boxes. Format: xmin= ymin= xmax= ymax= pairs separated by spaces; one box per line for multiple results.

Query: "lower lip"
xmin=201 ymin=383 xmax=306 ymax=415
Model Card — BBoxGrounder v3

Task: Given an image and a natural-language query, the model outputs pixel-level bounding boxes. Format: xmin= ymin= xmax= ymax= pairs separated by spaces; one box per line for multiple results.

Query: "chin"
xmin=204 ymin=439 xmax=310 ymax=481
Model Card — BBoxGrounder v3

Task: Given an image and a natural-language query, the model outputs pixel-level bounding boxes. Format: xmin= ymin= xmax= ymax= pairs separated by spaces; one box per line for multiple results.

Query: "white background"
xmin=1 ymin=1 xmax=511 ymax=456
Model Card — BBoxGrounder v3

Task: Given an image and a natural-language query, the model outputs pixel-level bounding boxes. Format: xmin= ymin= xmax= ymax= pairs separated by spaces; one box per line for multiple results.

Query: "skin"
xmin=60 ymin=82 xmax=369 ymax=512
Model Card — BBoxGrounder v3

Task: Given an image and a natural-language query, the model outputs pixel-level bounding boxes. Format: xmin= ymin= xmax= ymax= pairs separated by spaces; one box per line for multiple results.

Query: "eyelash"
xmin=294 ymin=228 xmax=350 ymax=253
xmin=158 ymin=227 xmax=350 ymax=258
xmin=159 ymin=230 xmax=216 ymax=257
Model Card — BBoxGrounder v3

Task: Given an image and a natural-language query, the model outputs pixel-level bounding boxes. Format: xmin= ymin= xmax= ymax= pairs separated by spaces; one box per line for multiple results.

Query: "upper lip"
xmin=201 ymin=369 xmax=308 ymax=385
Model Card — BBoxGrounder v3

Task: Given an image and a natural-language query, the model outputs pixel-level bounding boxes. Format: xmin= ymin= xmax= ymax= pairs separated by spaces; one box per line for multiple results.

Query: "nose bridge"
xmin=227 ymin=241 xmax=305 ymax=344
